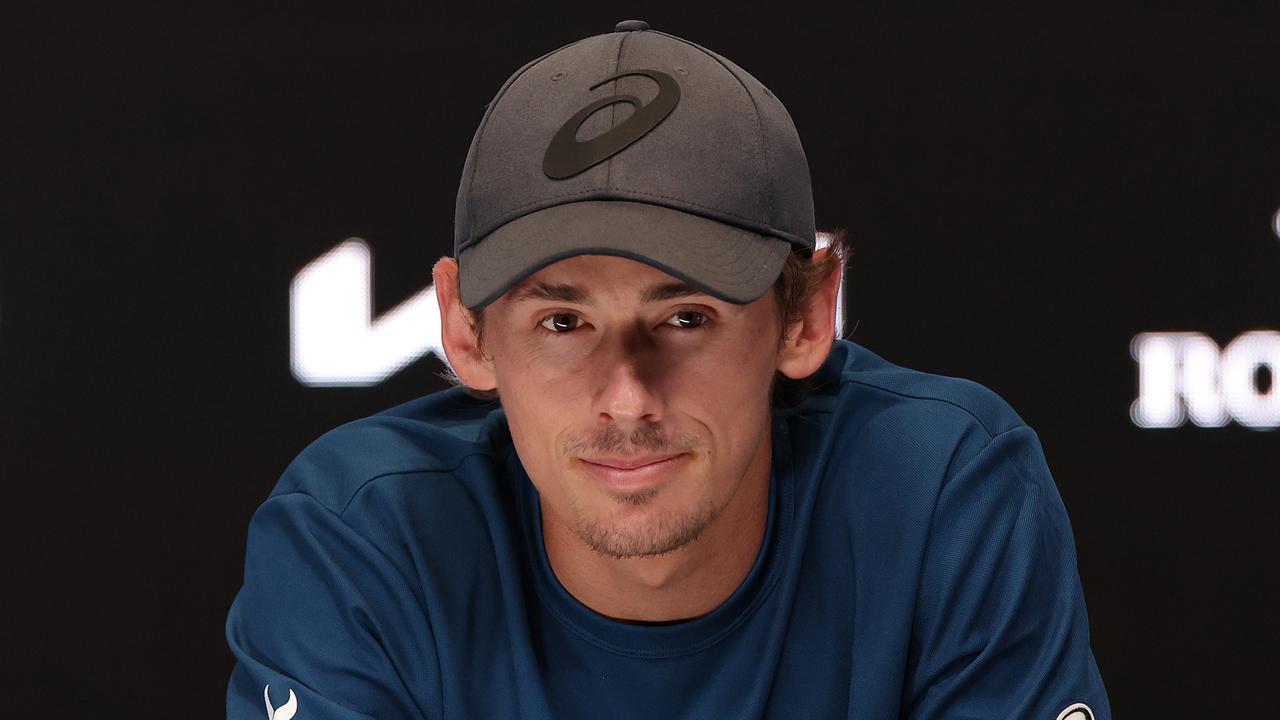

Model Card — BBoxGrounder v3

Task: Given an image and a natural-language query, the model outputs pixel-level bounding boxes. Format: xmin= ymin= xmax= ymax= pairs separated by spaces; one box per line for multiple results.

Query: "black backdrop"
xmin=4 ymin=2 xmax=1278 ymax=716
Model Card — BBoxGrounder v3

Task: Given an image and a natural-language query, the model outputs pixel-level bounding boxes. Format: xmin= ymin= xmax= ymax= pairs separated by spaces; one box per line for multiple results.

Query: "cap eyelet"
xmin=674 ymin=66 xmax=689 ymax=76
xmin=551 ymin=71 xmax=567 ymax=82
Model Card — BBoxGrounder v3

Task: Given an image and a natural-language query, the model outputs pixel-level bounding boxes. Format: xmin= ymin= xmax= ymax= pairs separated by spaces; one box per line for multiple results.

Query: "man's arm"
xmin=903 ymin=425 xmax=1111 ymax=719
xmin=226 ymin=491 xmax=438 ymax=719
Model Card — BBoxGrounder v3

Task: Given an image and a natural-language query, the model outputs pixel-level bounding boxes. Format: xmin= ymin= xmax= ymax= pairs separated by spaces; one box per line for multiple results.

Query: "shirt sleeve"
xmin=225 ymin=491 xmax=438 ymax=720
xmin=902 ymin=425 xmax=1111 ymax=720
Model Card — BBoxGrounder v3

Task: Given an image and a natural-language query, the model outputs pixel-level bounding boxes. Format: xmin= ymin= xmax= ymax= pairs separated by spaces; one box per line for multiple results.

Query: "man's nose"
xmin=593 ymin=338 xmax=666 ymax=426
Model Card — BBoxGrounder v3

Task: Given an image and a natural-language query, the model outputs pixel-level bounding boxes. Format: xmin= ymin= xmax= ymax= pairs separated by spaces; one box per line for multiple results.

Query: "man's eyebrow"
xmin=507 ymin=280 xmax=710 ymax=305
xmin=507 ymin=282 xmax=586 ymax=305
xmin=639 ymin=281 xmax=710 ymax=304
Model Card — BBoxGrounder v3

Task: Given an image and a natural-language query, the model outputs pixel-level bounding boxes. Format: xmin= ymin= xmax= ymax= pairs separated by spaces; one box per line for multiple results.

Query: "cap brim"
xmin=458 ymin=200 xmax=793 ymax=311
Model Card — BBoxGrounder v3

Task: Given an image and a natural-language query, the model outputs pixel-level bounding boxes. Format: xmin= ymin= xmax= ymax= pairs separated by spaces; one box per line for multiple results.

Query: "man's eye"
xmin=539 ymin=313 xmax=582 ymax=334
xmin=667 ymin=310 xmax=707 ymax=329
xmin=538 ymin=310 xmax=709 ymax=336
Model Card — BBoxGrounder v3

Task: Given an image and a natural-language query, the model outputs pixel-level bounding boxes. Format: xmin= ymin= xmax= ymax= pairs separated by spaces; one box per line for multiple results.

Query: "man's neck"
xmin=541 ymin=435 xmax=772 ymax=623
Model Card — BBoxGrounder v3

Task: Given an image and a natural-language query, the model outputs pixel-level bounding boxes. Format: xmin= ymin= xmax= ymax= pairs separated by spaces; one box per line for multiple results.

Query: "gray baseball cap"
xmin=454 ymin=19 xmax=816 ymax=311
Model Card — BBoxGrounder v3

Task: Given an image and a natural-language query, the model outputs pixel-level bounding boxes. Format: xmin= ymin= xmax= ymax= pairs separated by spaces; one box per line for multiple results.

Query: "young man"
xmin=227 ymin=20 xmax=1110 ymax=719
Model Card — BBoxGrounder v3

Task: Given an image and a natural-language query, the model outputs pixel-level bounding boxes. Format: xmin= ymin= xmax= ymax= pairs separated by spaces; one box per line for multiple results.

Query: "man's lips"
xmin=577 ymin=453 xmax=690 ymax=491
xmin=580 ymin=453 xmax=683 ymax=470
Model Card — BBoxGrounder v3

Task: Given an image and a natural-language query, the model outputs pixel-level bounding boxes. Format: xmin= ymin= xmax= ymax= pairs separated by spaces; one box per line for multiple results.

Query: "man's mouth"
xmin=577 ymin=453 xmax=689 ymax=491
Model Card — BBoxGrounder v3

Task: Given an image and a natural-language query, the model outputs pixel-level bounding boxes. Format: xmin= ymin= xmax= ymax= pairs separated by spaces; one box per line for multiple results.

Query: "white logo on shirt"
xmin=264 ymin=685 xmax=297 ymax=720
xmin=1056 ymin=702 xmax=1094 ymax=720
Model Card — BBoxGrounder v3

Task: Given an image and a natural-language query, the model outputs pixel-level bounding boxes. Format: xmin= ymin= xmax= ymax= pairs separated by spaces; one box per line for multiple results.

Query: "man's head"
xmin=435 ymin=20 xmax=841 ymax=560
xmin=432 ymin=237 xmax=843 ymax=559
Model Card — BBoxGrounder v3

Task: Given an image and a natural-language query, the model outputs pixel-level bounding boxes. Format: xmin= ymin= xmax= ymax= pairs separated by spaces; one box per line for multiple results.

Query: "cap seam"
xmin=647 ymin=30 xmax=769 ymax=223
xmin=693 ymin=49 xmax=770 ymax=225
xmin=463 ymin=36 xmax=592 ymax=247
xmin=605 ymin=31 xmax=631 ymax=191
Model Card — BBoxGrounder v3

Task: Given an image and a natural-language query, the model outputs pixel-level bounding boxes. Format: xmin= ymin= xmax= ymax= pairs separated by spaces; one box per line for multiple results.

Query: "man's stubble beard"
xmin=568 ymin=486 xmax=724 ymax=560
xmin=562 ymin=421 xmax=723 ymax=559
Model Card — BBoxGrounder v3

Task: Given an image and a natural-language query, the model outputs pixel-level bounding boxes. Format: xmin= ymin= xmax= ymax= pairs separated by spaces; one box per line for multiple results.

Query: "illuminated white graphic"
xmin=264 ymin=685 xmax=297 ymax=720
xmin=292 ymin=234 xmax=845 ymax=387
xmin=1273 ymin=206 xmax=1280 ymax=240
xmin=1131 ymin=331 xmax=1280 ymax=430
xmin=824 ymin=231 xmax=847 ymax=339
xmin=1055 ymin=703 xmax=1094 ymax=720
xmin=290 ymin=239 xmax=443 ymax=386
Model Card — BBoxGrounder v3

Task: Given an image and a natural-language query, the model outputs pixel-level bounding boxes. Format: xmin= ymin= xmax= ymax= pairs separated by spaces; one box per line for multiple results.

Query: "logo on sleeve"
xmin=264 ymin=685 xmax=297 ymax=720
xmin=1056 ymin=703 xmax=1094 ymax=720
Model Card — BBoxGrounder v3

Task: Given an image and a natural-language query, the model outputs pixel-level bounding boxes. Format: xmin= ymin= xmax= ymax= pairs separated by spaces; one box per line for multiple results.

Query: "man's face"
xmin=484 ymin=254 xmax=782 ymax=559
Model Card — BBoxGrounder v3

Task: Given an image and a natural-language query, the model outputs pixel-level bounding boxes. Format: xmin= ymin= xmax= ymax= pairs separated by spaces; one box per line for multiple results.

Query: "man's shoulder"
xmin=268 ymin=386 xmax=512 ymax=516
xmin=788 ymin=340 xmax=1032 ymax=503
xmin=792 ymin=341 xmax=1042 ymax=559
xmin=813 ymin=339 xmax=1027 ymax=442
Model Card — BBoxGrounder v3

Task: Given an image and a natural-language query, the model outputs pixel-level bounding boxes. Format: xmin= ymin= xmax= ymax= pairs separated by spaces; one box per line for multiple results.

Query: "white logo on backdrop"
xmin=1128 ymin=209 xmax=1280 ymax=430
xmin=1131 ymin=330 xmax=1280 ymax=429
xmin=290 ymin=239 xmax=444 ymax=386
xmin=290 ymin=234 xmax=845 ymax=387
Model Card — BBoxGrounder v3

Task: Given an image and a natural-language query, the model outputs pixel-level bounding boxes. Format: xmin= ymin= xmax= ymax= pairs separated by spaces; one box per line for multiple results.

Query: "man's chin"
xmin=570 ymin=502 xmax=721 ymax=560
xmin=603 ymin=485 xmax=662 ymax=507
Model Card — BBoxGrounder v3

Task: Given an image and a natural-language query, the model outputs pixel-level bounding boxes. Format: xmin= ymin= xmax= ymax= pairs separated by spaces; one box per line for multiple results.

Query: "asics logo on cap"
xmin=542 ymin=68 xmax=680 ymax=180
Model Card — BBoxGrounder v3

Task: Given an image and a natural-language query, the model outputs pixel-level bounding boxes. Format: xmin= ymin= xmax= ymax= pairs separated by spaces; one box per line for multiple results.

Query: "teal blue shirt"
xmin=227 ymin=339 xmax=1110 ymax=719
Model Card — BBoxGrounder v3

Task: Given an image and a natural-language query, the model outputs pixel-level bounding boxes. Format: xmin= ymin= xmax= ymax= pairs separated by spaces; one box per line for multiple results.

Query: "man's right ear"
xmin=432 ymin=257 xmax=498 ymax=391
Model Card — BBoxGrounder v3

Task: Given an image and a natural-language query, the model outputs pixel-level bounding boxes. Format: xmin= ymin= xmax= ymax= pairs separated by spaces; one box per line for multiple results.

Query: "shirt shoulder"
xmin=782 ymin=340 xmax=1034 ymax=525
xmin=268 ymin=386 xmax=513 ymax=516
xmin=812 ymin=339 xmax=1028 ymax=441
xmin=788 ymin=338 xmax=1029 ymax=458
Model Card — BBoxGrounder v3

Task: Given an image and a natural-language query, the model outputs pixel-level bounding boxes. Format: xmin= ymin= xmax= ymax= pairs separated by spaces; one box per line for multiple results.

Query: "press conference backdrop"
xmin=3 ymin=3 xmax=1277 ymax=717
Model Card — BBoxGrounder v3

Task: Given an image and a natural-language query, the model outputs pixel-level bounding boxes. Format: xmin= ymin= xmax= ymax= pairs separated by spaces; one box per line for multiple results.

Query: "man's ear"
xmin=433 ymin=256 xmax=498 ymax=391
xmin=776 ymin=246 xmax=843 ymax=380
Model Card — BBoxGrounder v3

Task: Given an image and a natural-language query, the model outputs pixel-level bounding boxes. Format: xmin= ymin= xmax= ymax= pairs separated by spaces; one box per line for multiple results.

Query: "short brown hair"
xmin=437 ymin=227 xmax=851 ymax=409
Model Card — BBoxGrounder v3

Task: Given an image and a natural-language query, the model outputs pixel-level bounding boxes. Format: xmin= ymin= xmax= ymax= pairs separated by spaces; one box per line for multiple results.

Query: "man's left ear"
xmin=776 ymin=247 xmax=843 ymax=380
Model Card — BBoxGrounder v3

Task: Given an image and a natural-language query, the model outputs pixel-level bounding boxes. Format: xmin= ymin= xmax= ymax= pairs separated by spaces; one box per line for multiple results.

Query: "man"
xmin=227 ymin=20 xmax=1110 ymax=719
